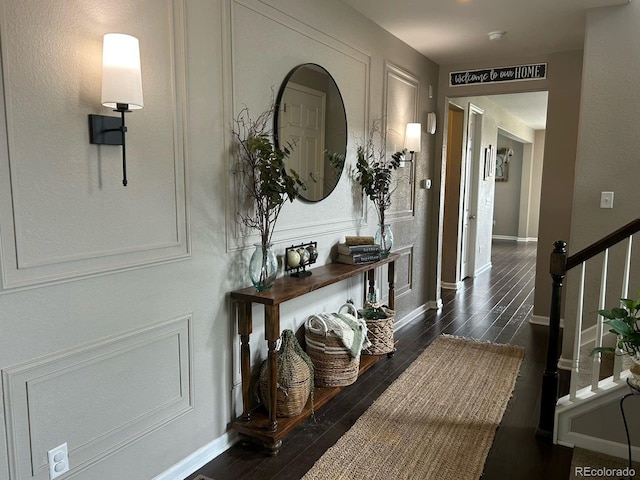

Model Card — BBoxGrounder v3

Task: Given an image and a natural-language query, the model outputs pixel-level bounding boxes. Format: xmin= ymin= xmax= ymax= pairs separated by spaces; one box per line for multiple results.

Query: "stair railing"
xmin=537 ymin=218 xmax=640 ymax=438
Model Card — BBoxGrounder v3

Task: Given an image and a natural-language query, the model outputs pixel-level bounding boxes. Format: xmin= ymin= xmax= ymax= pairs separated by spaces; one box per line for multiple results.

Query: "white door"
xmin=278 ymin=82 xmax=326 ymax=200
xmin=460 ymin=105 xmax=482 ymax=279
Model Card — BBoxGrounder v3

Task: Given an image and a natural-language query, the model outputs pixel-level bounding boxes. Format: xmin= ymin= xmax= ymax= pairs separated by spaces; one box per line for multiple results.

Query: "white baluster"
xmin=613 ymin=235 xmax=633 ymax=381
xmin=570 ymin=263 xmax=586 ymax=400
xmin=592 ymin=249 xmax=609 ymax=390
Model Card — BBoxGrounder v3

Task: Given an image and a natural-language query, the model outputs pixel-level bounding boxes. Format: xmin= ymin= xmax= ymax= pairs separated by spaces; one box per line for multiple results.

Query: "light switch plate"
xmin=600 ymin=191 xmax=614 ymax=209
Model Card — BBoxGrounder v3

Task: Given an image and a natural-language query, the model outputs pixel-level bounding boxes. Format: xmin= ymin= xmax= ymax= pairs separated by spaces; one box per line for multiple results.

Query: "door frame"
xmin=457 ymin=103 xmax=483 ymax=280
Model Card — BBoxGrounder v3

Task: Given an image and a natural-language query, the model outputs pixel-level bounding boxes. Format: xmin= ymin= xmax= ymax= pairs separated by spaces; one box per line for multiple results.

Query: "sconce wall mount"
xmin=88 ymin=33 xmax=143 ymax=187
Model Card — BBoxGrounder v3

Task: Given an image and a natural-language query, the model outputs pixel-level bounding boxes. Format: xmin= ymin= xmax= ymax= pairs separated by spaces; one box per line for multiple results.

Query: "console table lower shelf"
xmin=230 ymin=354 xmax=382 ymax=455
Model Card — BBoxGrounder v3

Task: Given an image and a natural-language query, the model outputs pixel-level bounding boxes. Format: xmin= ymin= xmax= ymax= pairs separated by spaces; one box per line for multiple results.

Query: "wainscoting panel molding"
xmin=0 ymin=0 xmax=190 ymax=291
xmin=383 ymin=62 xmax=419 ymax=222
xmin=2 ymin=315 xmax=193 ymax=479
xmin=394 ymin=245 xmax=414 ymax=299
xmin=226 ymin=0 xmax=371 ymax=250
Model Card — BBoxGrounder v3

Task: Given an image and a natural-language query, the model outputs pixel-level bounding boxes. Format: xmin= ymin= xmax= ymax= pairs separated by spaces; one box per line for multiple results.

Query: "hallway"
xmin=188 ymin=240 xmax=573 ymax=479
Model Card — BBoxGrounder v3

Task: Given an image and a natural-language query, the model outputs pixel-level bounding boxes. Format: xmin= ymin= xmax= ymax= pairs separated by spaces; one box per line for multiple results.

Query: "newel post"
xmin=537 ymin=240 xmax=568 ymax=439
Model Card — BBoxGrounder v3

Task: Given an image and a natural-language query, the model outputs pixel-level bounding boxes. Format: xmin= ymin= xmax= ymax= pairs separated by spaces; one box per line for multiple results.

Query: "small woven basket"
xmin=259 ymin=330 xmax=313 ymax=417
xmin=361 ymin=304 xmax=395 ymax=355
xmin=305 ymin=304 xmax=360 ymax=387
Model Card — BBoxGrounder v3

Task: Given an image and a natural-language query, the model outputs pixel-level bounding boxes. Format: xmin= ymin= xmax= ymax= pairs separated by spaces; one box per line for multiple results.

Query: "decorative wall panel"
xmin=383 ymin=62 xmax=419 ymax=221
xmin=0 ymin=0 xmax=189 ymax=290
xmin=2 ymin=315 xmax=192 ymax=479
xmin=227 ymin=0 xmax=371 ymax=250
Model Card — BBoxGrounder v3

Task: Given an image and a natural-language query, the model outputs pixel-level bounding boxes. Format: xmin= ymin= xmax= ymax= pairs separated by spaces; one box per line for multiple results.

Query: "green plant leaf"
xmin=590 ymin=346 xmax=615 ymax=356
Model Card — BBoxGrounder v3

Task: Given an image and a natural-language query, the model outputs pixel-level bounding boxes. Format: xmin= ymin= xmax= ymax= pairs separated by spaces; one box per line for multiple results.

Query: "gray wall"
xmin=0 ymin=1 xmax=439 ymax=479
xmin=494 ymin=136 xmax=524 ymax=238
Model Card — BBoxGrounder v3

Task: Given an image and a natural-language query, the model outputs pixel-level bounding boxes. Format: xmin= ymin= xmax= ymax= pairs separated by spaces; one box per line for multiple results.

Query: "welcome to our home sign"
xmin=450 ymin=63 xmax=547 ymax=87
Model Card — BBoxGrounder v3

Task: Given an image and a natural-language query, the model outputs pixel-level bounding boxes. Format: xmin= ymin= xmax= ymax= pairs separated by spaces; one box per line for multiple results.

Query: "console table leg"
xmin=265 ymin=305 xmax=281 ymax=433
xmin=388 ymin=259 xmax=396 ymax=310
xmin=367 ymin=270 xmax=376 ymax=302
xmin=264 ymin=440 xmax=282 ymax=456
xmin=238 ymin=302 xmax=253 ymax=422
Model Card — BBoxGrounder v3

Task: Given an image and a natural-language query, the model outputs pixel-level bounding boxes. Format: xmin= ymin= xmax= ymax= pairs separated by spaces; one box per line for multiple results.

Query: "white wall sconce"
xmin=401 ymin=122 xmax=421 ymax=167
xmin=426 ymin=112 xmax=436 ymax=134
xmin=88 ymin=33 xmax=144 ymax=186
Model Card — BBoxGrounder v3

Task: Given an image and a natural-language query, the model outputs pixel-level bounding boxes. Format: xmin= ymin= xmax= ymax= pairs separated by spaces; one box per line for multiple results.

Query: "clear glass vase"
xmin=375 ymin=224 xmax=394 ymax=258
xmin=249 ymin=243 xmax=278 ymax=291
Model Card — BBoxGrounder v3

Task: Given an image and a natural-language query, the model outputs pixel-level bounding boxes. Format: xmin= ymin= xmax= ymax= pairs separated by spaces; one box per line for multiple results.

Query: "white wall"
xmin=0 ymin=1 xmax=439 ymax=479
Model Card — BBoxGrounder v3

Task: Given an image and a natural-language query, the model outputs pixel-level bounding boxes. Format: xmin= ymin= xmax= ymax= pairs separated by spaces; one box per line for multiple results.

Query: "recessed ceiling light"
xmin=488 ymin=31 xmax=507 ymax=41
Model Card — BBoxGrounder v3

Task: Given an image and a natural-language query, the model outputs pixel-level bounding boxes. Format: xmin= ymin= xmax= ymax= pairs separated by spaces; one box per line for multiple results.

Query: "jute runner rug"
xmin=302 ymin=335 xmax=524 ymax=480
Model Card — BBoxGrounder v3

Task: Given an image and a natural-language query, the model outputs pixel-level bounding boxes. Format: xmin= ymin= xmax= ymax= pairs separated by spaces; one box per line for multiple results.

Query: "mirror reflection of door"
xmin=279 ymin=82 xmax=326 ymax=201
xmin=275 ymin=64 xmax=347 ymax=202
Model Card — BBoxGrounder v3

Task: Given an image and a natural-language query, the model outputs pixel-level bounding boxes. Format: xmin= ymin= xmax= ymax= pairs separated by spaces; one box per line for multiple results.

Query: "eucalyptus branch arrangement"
xmin=352 ymin=120 xmax=405 ymax=227
xmin=232 ymin=105 xmax=305 ymax=247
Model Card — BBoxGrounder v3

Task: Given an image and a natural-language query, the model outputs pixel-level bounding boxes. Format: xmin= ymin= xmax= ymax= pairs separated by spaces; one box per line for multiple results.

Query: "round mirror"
xmin=275 ymin=64 xmax=347 ymax=202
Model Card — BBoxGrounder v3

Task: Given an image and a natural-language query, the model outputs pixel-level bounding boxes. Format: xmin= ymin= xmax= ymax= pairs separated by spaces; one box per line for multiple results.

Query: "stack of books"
xmin=336 ymin=239 xmax=381 ymax=265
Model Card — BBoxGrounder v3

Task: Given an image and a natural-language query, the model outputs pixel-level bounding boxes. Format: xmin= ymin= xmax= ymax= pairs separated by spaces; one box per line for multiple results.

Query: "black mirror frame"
xmin=274 ymin=63 xmax=348 ymax=203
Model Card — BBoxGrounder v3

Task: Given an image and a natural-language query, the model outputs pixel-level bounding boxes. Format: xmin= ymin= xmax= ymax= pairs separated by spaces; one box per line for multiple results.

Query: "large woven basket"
xmin=259 ymin=330 xmax=312 ymax=417
xmin=361 ymin=305 xmax=395 ymax=355
xmin=305 ymin=304 xmax=360 ymax=387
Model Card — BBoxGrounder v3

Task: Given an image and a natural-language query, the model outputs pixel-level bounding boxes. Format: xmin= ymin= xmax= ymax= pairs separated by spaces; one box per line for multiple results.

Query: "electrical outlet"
xmin=47 ymin=443 xmax=69 ymax=479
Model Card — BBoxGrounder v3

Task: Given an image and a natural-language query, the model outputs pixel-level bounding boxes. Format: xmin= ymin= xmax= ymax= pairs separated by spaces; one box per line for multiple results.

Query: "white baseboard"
xmin=558 ymin=357 xmax=573 ymax=371
xmin=394 ymin=303 xmax=430 ymax=331
xmin=474 ymin=262 xmax=492 ymax=277
xmin=152 ymin=431 xmax=238 ymax=480
xmin=441 ymin=281 xmax=463 ymax=291
xmin=428 ymin=299 xmax=443 ymax=310
xmin=492 ymin=235 xmax=518 ymax=242
xmin=529 ymin=314 xmax=565 ymax=328
xmin=492 ymin=235 xmax=538 ymax=243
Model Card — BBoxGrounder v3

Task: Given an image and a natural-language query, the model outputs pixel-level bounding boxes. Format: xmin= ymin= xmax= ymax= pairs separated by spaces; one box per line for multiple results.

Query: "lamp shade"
xmin=101 ymin=33 xmax=143 ymax=109
xmin=404 ymin=123 xmax=421 ymax=152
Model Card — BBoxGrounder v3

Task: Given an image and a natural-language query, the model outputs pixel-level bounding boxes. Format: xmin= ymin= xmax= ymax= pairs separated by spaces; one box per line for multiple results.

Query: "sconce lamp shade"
xmin=404 ymin=123 xmax=421 ymax=152
xmin=101 ymin=33 xmax=143 ymax=110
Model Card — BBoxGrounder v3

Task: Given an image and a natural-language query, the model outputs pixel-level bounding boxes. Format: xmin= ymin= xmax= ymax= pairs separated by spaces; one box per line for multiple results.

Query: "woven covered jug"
xmin=259 ymin=329 xmax=314 ymax=417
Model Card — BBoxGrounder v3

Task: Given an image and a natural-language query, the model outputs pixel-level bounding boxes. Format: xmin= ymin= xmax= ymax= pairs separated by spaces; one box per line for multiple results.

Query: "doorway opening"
xmin=440 ymin=91 xmax=548 ymax=292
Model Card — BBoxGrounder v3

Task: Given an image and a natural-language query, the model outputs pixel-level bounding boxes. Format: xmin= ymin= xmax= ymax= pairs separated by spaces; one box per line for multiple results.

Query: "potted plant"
xmin=233 ymin=105 xmax=305 ymax=291
xmin=352 ymin=121 xmax=405 ymax=257
xmin=591 ymin=292 xmax=640 ymax=386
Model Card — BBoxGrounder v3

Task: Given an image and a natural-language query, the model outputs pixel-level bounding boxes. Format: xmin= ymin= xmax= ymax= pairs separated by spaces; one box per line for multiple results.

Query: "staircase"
xmin=538 ymin=218 xmax=640 ymax=459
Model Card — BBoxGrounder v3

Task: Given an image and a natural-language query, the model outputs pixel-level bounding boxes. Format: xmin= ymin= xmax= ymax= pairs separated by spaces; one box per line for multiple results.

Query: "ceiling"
xmin=488 ymin=91 xmax=549 ymax=130
xmin=341 ymin=0 xmax=630 ymax=131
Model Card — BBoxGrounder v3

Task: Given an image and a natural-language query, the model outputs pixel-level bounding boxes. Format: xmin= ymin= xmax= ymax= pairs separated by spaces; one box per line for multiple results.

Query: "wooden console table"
xmin=229 ymin=253 xmax=398 ymax=454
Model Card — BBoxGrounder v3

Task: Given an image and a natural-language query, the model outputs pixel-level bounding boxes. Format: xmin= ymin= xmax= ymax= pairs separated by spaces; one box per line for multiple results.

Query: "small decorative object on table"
xmin=344 ymin=235 xmax=375 ymax=246
xmin=336 ymin=241 xmax=381 ymax=265
xmin=336 ymin=237 xmax=379 ymax=264
xmin=359 ymin=302 xmax=395 ymax=356
xmin=285 ymin=241 xmax=318 ymax=277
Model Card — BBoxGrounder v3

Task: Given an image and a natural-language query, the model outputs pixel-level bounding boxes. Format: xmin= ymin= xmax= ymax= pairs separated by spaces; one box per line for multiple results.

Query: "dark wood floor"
xmin=187 ymin=240 xmax=573 ymax=480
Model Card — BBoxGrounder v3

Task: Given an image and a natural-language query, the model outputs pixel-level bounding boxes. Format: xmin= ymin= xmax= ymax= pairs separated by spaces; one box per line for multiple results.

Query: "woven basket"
xmin=362 ymin=305 xmax=395 ymax=355
xmin=305 ymin=304 xmax=360 ymax=387
xmin=259 ymin=330 xmax=312 ymax=417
